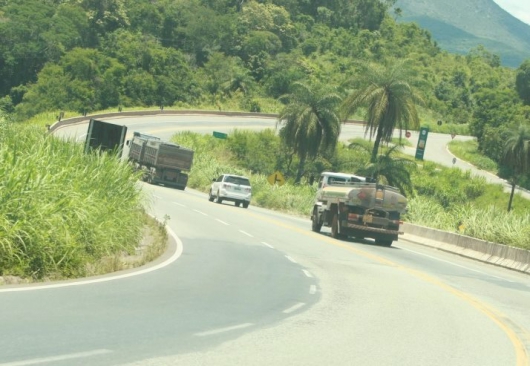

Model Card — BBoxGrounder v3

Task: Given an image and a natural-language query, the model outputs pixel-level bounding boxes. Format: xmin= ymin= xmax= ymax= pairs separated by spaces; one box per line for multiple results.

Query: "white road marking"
xmin=216 ymin=219 xmax=229 ymax=225
xmin=309 ymin=285 xmax=317 ymax=294
xmin=261 ymin=241 xmax=274 ymax=249
xmin=283 ymin=302 xmax=306 ymax=314
xmin=285 ymin=256 xmax=297 ymax=264
xmin=397 ymin=246 xmax=515 ymax=282
xmin=302 ymin=269 xmax=313 ymax=278
xmin=239 ymin=230 xmax=253 ymax=237
xmin=173 ymin=202 xmax=186 ymax=208
xmin=0 ymin=223 xmax=183 ymax=293
xmin=153 ymin=195 xmax=161 ymax=199
xmin=195 ymin=323 xmax=253 ymax=337
xmin=0 ymin=349 xmax=112 ymax=366
xmin=193 ymin=209 xmax=208 ymax=216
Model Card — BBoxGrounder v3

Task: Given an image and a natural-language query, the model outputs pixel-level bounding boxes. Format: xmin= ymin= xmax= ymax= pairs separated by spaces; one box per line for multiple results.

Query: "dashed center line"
xmin=309 ymin=285 xmax=317 ymax=294
xmin=173 ymin=202 xmax=186 ymax=208
xmin=285 ymin=255 xmax=297 ymax=263
xmin=302 ymin=269 xmax=313 ymax=278
xmin=193 ymin=209 xmax=208 ymax=216
xmin=283 ymin=302 xmax=306 ymax=314
xmin=239 ymin=230 xmax=253 ymax=237
xmin=261 ymin=241 xmax=274 ymax=249
xmin=0 ymin=349 xmax=113 ymax=366
xmin=195 ymin=323 xmax=254 ymax=337
xmin=216 ymin=219 xmax=229 ymax=225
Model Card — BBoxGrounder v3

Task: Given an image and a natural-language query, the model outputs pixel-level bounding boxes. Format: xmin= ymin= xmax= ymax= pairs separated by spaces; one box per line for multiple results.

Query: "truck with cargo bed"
xmin=311 ymin=172 xmax=407 ymax=246
xmin=127 ymin=132 xmax=194 ymax=190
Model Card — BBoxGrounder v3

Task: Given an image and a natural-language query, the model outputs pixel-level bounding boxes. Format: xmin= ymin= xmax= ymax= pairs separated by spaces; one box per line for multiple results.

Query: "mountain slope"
xmin=395 ymin=0 xmax=530 ymax=67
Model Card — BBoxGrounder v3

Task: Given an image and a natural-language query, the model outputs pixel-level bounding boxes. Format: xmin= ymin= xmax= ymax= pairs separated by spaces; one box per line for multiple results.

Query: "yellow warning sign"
xmin=267 ymin=171 xmax=286 ymax=186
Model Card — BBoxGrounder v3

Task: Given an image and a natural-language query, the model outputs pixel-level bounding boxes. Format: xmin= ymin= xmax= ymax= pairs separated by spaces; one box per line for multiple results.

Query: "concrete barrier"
xmin=402 ymin=222 xmax=530 ymax=274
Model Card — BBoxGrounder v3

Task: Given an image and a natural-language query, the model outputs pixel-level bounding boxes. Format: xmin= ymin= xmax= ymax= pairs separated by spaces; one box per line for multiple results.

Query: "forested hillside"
xmin=395 ymin=0 xmax=530 ymax=67
xmin=0 ymin=0 xmax=529 ymax=184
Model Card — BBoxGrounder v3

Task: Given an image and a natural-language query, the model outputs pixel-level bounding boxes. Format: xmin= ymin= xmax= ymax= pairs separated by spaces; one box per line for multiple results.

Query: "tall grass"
xmin=0 ymin=120 xmax=144 ymax=279
xmin=448 ymin=140 xmax=498 ymax=172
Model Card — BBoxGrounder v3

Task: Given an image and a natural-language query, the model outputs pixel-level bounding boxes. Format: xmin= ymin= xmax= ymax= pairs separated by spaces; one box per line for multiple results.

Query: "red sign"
xmin=405 ymin=131 xmax=411 ymax=138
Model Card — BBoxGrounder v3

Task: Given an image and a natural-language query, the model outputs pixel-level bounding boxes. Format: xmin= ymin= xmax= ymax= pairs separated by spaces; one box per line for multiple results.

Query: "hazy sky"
xmin=493 ymin=0 xmax=530 ymax=25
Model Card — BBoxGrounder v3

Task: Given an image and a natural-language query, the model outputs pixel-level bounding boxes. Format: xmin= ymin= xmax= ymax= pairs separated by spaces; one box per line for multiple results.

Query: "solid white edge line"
xmin=195 ymin=323 xmax=253 ymax=337
xmin=396 ymin=245 xmax=515 ymax=282
xmin=193 ymin=209 xmax=208 ymax=216
xmin=302 ymin=269 xmax=313 ymax=278
xmin=0 ymin=349 xmax=112 ymax=366
xmin=285 ymin=256 xmax=297 ymax=264
xmin=309 ymin=285 xmax=317 ymax=294
xmin=283 ymin=302 xmax=306 ymax=314
xmin=239 ymin=230 xmax=253 ymax=237
xmin=0 ymin=223 xmax=183 ymax=293
xmin=216 ymin=219 xmax=229 ymax=225
xmin=261 ymin=241 xmax=274 ymax=249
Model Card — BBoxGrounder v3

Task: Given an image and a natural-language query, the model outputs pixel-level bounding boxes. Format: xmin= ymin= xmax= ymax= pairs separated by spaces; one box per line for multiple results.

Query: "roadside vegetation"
xmin=0 ymin=119 xmax=158 ymax=281
xmin=448 ymin=140 xmax=498 ymax=172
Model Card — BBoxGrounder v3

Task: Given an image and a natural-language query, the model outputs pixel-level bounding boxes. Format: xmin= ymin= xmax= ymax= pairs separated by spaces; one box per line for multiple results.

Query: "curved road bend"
xmin=0 ymin=115 xmax=527 ymax=365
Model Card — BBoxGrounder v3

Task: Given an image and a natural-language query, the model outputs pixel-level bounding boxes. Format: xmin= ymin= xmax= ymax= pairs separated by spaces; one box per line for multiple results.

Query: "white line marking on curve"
xmin=193 ymin=209 xmax=208 ymax=216
xmin=153 ymin=195 xmax=161 ymax=199
xmin=195 ymin=323 xmax=253 ymax=337
xmin=309 ymin=285 xmax=317 ymax=294
xmin=0 ymin=349 xmax=112 ymax=366
xmin=283 ymin=302 xmax=306 ymax=314
xmin=239 ymin=230 xmax=253 ymax=237
xmin=285 ymin=255 xmax=297 ymax=263
xmin=397 ymin=246 xmax=515 ymax=283
xmin=173 ymin=202 xmax=187 ymax=208
xmin=0 ymin=225 xmax=183 ymax=293
xmin=216 ymin=219 xmax=229 ymax=225
xmin=302 ymin=270 xmax=313 ymax=278
xmin=261 ymin=242 xmax=274 ymax=249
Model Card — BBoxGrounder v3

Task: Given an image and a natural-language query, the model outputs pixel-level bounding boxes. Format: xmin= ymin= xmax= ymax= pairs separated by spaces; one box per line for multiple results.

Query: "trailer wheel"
xmin=375 ymin=239 xmax=393 ymax=247
xmin=311 ymin=208 xmax=322 ymax=233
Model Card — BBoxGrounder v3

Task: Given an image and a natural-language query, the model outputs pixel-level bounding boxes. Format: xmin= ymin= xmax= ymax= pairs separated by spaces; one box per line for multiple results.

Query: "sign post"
xmin=415 ymin=126 xmax=429 ymax=160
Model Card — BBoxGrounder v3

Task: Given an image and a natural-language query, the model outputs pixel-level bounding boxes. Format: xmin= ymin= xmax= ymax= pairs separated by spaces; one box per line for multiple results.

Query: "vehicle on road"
xmin=311 ymin=172 xmax=407 ymax=246
xmin=209 ymin=174 xmax=252 ymax=208
xmin=127 ymin=132 xmax=194 ymax=190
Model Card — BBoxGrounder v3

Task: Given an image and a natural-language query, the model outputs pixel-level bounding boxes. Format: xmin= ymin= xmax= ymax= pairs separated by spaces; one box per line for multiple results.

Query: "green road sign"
xmin=213 ymin=131 xmax=228 ymax=139
xmin=415 ymin=126 xmax=429 ymax=160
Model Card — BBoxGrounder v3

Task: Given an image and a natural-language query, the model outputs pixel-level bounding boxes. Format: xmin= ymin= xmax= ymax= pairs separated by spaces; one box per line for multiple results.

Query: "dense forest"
xmin=0 ymin=0 xmax=529 ymax=183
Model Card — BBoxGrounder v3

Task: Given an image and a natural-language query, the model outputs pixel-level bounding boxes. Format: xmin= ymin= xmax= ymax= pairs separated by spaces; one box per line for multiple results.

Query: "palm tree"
xmin=341 ymin=59 xmax=422 ymax=163
xmin=502 ymin=123 xmax=530 ymax=211
xmin=278 ymin=81 xmax=342 ymax=184
xmin=349 ymin=142 xmax=416 ymax=196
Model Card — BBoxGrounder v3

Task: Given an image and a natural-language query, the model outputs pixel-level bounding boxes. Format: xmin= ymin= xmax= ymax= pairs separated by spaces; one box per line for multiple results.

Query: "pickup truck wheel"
xmin=208 ymin=190 xmax=214 ymax=202
xmin=242 ymin=202 xmax=249 ymax=209
xmin=331 ymin=213 xmax=342 ymax=239
xmin=235 ymin=202 xmax=241 ymax=207
xmin=311 ymin=209 xmax=322 ymax=233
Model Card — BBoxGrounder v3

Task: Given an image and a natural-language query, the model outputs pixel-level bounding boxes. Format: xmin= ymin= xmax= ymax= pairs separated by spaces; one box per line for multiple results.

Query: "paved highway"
xmin=0 ymin=114 xmax=528 ymax=366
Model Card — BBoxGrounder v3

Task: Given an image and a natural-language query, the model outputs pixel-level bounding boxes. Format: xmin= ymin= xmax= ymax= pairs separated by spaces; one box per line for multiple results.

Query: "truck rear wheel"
xmin=375 ymin=239 xmax=393 ymax=247
xmin=311 ymin=208 xmax=322 ymax=233
xmin=331 ymin=213 xmax=343 ymax=239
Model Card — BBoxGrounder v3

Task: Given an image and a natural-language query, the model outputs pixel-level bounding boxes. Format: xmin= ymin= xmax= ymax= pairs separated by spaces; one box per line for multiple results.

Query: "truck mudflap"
xmin=342 ymin=222 xmax=403 ymax=235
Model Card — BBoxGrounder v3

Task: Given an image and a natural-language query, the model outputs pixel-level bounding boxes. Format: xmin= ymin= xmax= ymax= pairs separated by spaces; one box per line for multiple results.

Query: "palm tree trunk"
xmin=295 ymin=155 xmax=306 ymax=184
xmin=507 ymin=181 xmax=516 ymax=212
xmin=371 ymin=126 xmax=384 ymax=163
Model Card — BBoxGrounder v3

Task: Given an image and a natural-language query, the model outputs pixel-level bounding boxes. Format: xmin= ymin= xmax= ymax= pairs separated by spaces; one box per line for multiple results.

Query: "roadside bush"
xmin=0 ymin=121 xmax=144 ymax=279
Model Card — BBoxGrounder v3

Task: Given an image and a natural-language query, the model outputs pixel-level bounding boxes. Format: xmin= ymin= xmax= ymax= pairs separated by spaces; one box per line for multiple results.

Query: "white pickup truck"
xmin=311 ymin=172 xmax=407 ymax=246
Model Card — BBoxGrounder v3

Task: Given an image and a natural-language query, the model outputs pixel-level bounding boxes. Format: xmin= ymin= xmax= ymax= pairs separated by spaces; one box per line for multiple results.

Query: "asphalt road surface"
xmin=0 ymin=114 xmax=528 ymax=366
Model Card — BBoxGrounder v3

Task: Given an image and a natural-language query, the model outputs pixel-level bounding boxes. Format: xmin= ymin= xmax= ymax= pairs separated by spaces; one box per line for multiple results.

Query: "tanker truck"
xmin=127 ymin=132 xmax=194 ymax=190
xmin=311 ymin=172 xmax=407 ymax=246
